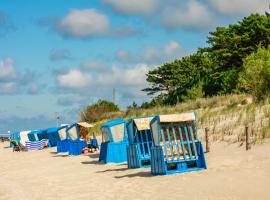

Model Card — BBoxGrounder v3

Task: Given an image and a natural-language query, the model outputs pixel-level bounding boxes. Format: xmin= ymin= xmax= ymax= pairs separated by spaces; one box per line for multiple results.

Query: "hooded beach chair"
xmin=27 ymin=130 xmax=41 ymax=142
xmin=66 ymin=122 xmax=93 ymax=155
xmin=150 ymin=112 xmax=207 ymax=175
xmin=19 ymin=131 xmax=31 ymax=147
xmin=99 ymin=118 xmax=128 ymax=163
xmin=10 ymin=131 xmax=20 ymax=148
xmin=126 ymin=117 xmax=154 ymax=168
xmin=46 ymin=127 xmax=61 ymax=147
xmin=57 ymin=126 xmax=69 ymax=153
xmin=10 ymin=140 xmax=21 ymax=152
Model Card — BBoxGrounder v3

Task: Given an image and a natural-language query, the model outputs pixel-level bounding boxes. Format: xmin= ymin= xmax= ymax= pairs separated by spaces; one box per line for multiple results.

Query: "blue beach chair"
xmin=28 ymin=130 xmax=41 ymax=142
xmin=150 ymin=112 xmax=207 ymax=175
xmin=66 ymin=123 xmax=88 ymax=155
xmin=57 ymin=126 xmax=69 ymax=153
xmin=46 ymin=127 xmax=61 ymax=147
xmin=126 ymin=117 xmax=154 ymax=168
xmin=99 ymin=118 xmax=128 ymax=163
xmin=10 ymin=131 xmax=20 ymax=148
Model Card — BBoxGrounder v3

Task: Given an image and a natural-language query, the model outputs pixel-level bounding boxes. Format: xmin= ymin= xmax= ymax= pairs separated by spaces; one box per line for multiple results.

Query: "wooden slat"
xmin=188 ymin=123 xmax=198 ymax=159
xmin=139 ymin=131 xmax=146 ymax=157
xmin=172 ymin=126 xmax=180 ymax=160
xmin=165 ymin=127 xmax=174 ymax=161
xmin=183 ymin=123 xmax=193 ymax=159
xmin=177 ymin=124 xmax=187 ymax=160
xmin=144 ymin=130 xmax=151 ymax=156
xmin=160 ymin=128 xmax=168 ymax=161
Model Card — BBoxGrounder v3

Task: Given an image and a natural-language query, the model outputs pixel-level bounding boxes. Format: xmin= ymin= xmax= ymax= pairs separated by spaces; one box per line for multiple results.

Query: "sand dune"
xmin=0 ymin=141 xmax=270 ymax=200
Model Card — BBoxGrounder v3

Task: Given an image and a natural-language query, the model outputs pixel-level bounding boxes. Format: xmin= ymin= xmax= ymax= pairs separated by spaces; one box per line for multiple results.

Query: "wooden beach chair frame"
xmin=150 ymin=112 xmax=207 ymax=175
xmin=126 ymin=117 xmax=154 ymax=168
xmin=99 ymin=118 xmax=128 ymax=163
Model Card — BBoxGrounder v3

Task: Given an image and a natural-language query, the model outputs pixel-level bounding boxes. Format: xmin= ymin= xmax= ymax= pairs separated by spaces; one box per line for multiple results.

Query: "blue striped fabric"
xmin=25 ymin=139 xmax=48 ymax=151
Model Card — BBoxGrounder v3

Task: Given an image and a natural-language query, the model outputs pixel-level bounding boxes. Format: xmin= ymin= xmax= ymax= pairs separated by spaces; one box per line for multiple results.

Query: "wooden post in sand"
xmin=205 ymin=128 xmax=210 ymax=153
xmin=245 ymin=126 xmax=250 ymax=151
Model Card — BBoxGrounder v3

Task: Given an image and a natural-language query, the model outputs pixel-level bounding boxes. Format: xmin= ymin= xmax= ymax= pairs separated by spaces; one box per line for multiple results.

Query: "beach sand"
xmin=0 ymin=141 xmax=270 ymax=200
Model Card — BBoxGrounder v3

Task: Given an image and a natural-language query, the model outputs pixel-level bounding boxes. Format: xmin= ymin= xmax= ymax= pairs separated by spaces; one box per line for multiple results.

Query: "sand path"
xmin=0 ymin=141 xmax=270 ymax=200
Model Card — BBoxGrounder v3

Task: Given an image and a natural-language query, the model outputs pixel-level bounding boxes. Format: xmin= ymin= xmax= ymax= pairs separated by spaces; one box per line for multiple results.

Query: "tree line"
xmin=142 ymin=12 xmax=270 ymax=107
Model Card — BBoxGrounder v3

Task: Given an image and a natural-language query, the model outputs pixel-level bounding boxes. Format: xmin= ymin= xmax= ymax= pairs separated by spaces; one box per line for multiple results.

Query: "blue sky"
xmin=0 ymin=0 xmax=268 ymax=133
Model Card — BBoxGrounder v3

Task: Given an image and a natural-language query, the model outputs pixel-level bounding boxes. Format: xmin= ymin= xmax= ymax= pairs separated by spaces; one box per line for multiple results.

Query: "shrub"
xmin=80 ymin=100 xmax=121 ymax=123
xmin=238 ymin=47 xmax=270 ymax=101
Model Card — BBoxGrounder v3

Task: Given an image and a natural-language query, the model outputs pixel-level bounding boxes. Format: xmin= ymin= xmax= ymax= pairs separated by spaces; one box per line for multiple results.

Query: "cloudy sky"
xmin=0 ymin=0 xmax=268 ymax=133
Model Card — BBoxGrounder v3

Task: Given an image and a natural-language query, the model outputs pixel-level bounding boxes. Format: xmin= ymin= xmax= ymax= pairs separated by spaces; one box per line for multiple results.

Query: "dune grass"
xmin=89 ymin=94 xmax=270 ymax=146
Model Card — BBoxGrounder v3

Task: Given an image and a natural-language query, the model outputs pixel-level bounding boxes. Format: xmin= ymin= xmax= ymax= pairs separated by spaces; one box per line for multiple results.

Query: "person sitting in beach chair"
xmin=10 ymin=140 xmax=25 ymax=152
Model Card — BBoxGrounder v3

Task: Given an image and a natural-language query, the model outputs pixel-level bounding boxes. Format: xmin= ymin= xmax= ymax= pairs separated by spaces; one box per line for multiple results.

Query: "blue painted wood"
xmin=126 ymin=117 xmax=154 ymax=168
xmin=91 ymin=138 xmax=99 ymax=149
xmin=127 ymin=144 xmax=140 ymax=168
xmin=188 ymin=123 xmax=198 ymax=159
xmin=150 ymin=112 xmax=207 ymax=175
xmin=172 ymin=127 xmax=180 ymax=161
xmin=99 ymin=118 xmax=128 ymax=163
xmin=183 ymin=123 xmax=193 ymax=160
xmin=177 ymin=124 xmax=187 ymax=160
xmin=151 ymin=146 xmax=166 ymax=175
xmin=165 ymin=127 xmax=174 ymax=161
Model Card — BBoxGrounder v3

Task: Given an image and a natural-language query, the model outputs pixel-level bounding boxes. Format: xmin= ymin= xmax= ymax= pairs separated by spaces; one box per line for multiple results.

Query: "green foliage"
xmin=144 ymin=12 xmax=270 ymax=105
xmin=143 ymin=51 xmax=211 ymax=105
xmin=80 ymin=100 xmax=121 ymax=123
xmin=238 ymin=47 xmax=270 ymax=101
xmin=205 ymin=13 xmax=270 ymax=95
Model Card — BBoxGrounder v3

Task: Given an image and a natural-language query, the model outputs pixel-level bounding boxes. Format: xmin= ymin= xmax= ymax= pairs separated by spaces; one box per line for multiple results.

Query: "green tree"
xmin=144 ymin=12 xmax=270 ymax=105
xmin=80 ymin=100 xmax=120 ymax=123
xmin=143 ymin=52 xmax=211 ymax=105
xmin=238 ymin=47 xmax=270 ymax=101
xmin=205 ymin=13 xmax=270 ymax=95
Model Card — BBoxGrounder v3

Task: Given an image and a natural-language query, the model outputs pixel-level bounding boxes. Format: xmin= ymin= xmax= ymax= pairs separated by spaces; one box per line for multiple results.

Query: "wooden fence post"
xmin=245 ymin=126 xmax=250 ymax=151
xmin=205 ymin=128 xmax=210 ymax=153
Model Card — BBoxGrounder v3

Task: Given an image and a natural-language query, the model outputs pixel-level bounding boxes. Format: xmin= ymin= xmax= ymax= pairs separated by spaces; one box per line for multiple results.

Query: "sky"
xmin=0 ymin=0 xmax=269 ymax=133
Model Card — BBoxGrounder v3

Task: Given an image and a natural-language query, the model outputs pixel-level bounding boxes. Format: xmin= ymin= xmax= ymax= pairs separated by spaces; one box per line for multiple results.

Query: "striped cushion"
xmin=25 ymin=139 xmax=48 ymax=151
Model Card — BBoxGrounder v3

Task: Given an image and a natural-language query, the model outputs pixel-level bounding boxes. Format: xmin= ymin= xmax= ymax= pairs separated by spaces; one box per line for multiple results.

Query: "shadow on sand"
xmin=52 ymin=154 xmax=70 ymax=158
xmin=96 ymin=167 xmax=130 ymax=173
xmin=87 ymin=154 xmax=99 ymax=159
xmin=114 ymin=171 xmax=152 ymax=179
xmin=81 ymin=160 xmax=104 ymax=165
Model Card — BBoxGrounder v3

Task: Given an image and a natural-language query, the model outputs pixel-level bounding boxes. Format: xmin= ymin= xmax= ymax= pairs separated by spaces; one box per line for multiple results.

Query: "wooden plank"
xmin=139 ymin=130 xmax=146 ymax=157
xmin=144 ymin=130 xmax=151 ymax=156
xmin=177 ymin=124 xmax=187 ymax=160
xmin=165 ymin=127 xmax=174 ymax=161
xmin=183 ymin=123 xmax=193 ymax=159
xmin=172 ymin=126 xmax=180 ymax=160
xmin=188 ymin=123 xmax=198 ymax=159
xmin=160 ymin=128 xmax=168 ymax=161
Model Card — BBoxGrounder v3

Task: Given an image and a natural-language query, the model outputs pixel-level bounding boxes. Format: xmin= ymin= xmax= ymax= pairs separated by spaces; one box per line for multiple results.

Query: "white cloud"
xmin=116 ymin=50 xmax=131 ymax=63
xmin=161 ymin=0 xmax=214 ymax=30
xmin=57 ymin=95 xmax=87 ymax=106
xmin=57 ymin=69 xmax=91 ymax=89
xmin=0 ymin=82 xmax=17 ymax=94
xmin=50 ymin=48 xmax=71 ymax=61
xmin=97 ymin=64 xmax=149 ymax=86
xmin=27 ymin=84 xmax=42 ymax=95
xmin=164 ymin=41 xmax=180 ymax=56
xmin=79 ymin=61 xmax=108 ymax=72
xmin=0 ymin=11 xmax=14 ymax=36
xmin=116 ymin=40 xmax=186 ymax=64
xmin=103 ymin=0 xmax=159 ymax=15
xmin=54 ymin=9 xmax=110 ymax=38
xmin=209 ymin=0 xmax=269 ymax=16
xmin=54 ymin=60 xmax=156 ymax=109
xmin=0 ymin=57 xmax=17 ymax=81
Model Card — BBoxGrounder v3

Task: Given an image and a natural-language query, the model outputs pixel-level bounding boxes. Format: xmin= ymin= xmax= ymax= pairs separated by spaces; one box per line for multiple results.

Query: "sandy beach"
xmin=0 ymin=141 xmax=270 ymax=200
